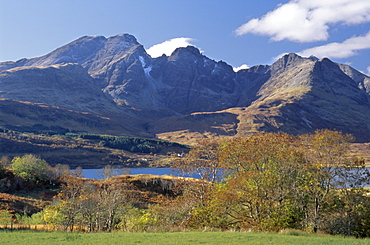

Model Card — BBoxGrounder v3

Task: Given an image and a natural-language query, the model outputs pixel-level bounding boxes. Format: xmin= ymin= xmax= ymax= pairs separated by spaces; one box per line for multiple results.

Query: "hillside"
xmin=0 ymin=132 xmax=188 ymax=168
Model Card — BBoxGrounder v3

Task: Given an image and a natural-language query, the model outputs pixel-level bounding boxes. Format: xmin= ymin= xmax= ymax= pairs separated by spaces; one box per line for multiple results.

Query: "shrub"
xmin=11 ymin=154 xmax=49 ymax=182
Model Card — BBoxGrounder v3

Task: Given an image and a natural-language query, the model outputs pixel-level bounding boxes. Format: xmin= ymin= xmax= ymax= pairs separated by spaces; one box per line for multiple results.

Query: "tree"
xmin=56 ymin=174 xmax=129 ymax=232
xmin=297 ymin=130 xmax=359 ymax=233
xmin=0 ymin=155 xmax=11 ymax=167
xmin=169 ymin=139 xmax=225 ymax=229
xmin=173 ymin=138 xmax=224 ymax=204
xmin=217 ymin=132 xmax=308 ymax=230
xmin=40 ymin=206 xmax=65 ymax=230
xmin=175 ymin=139 xmax=224 ymax=183
xmin=53 ymin=164 xmax=70 ymax=178
xmin=95 ymin=182 xmax=127 ymax=231
xmin=117 ymin=206 xmax=155 ymax=232
xmin=98 ymin=165 xmax=123 ymax=179
xmin=0 ymin=210 xmax=12 ymax=227
xmin=11 ymin=154 xmax=49 ymax=182
xmin=210 ymin=130 xmax=370 ymax=234
xmin=0 ymin=156 xmax=9 ymax=183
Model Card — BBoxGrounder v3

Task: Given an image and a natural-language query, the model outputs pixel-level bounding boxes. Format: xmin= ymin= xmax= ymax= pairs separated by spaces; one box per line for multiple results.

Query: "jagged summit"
xmin=109 ymin=33 xmax=138 ymax=43
xmin=0 ymin=34 xmax=370 ymax=142
xmin=271 ymin=53 xmax=310 ymax=73
xmin=170 ymin=45 xmax=202 ymax=58
xmin=0 ymin=34 xmax=141 ymax=70
xmin=308 ymin=55 xmax=319 ymax=61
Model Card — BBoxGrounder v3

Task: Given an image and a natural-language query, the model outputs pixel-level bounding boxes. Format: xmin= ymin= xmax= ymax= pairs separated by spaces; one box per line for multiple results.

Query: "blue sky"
xmin=1 ymin=0 xmax=370 ymax=74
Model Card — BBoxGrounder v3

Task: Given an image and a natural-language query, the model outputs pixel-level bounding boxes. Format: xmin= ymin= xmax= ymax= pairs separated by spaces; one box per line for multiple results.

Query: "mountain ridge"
xmin=1 ymin=34 xmax=370 ymax=143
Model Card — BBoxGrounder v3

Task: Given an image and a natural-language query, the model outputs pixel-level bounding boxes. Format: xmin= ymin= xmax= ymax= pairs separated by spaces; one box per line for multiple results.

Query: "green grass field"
xmin=0 ymin=230 xmax=369 ymax=245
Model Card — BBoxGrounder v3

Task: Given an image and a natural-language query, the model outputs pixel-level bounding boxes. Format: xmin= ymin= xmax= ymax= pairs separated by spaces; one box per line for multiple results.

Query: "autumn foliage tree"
xmin=174 ymin=130 xmax=370 ymax=235
xmin=169 ymin=139 xmax=225 ymax=229
xmin=52 ymin=174 xmax=129 ymax=232
xmin=174 ymin=138 xmax=224 ymax=183
xmin=298 ymin=130 xmax=370 ymax=235
xmin=215 ymin=132 xmax=308 ymax=230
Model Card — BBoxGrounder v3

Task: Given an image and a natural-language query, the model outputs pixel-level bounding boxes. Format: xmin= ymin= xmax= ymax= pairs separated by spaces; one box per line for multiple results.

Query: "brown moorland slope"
xmin=0 ymin=173 xmax=201 ymax=218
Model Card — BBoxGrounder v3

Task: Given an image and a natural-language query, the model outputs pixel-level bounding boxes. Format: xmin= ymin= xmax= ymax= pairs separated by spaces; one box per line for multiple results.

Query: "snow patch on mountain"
xmin=139 ymin=56 xmax=146 ymax=68
xmin=139 ymin=56 xmax=152 ymax=76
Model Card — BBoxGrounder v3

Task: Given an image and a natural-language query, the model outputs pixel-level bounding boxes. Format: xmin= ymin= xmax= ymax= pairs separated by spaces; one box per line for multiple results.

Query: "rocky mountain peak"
xmin=168 ymin=46 xmax=202 ymax=61
xmin=79 ymin=34 xmax=150 ymax=89
xmin=108 ymin=34 xmax=138 ymax=43
xmin=30 ymin=35 xmax=106 ymax=67
xmin=103 ymin=34 xmax=140 ymax=52
xmin=271 ymin=53 xmax=309 ymax=73
xmin=308 ymin=55 xmax=319 ymax=61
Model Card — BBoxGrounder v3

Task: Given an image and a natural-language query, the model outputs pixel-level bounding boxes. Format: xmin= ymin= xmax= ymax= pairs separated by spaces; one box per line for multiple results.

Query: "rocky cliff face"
xmin=150 ymin=46 xmax=238 ymax=114
xmin=1 ymin=34 xmax=370 ymax=142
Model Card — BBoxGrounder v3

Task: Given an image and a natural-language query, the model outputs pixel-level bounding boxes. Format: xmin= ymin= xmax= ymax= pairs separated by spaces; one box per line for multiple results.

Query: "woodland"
xmin=0 ymin=130 xmax=370 ymax=238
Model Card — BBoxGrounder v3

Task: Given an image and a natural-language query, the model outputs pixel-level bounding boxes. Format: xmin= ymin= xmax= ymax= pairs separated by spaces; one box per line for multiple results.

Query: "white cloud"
xmin=367 ymin=66 xmax=370 ymax=76
xmin=146 ymin=37 xmax=197 ymax=58
xmin=298 ymin=31 xmax=370 ymax=59
xmin=233 ymin=64 xmax=250 ymax=72
xmin=235 ymin=0 xmax=370 ymax=43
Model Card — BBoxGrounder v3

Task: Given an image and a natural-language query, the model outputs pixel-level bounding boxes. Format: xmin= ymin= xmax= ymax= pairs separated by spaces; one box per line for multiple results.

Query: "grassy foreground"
xmin=0 ymin=231 xmax=369 ymax=245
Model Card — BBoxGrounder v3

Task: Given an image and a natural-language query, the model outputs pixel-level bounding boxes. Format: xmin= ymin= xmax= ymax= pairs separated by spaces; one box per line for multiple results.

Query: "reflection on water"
xmin=81 ymin=168 xmax=177 ymax=179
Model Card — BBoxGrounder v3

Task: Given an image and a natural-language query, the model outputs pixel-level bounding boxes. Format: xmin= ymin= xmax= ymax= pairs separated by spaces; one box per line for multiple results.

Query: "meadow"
xmin=1 ymin=230 xmax=369 ymax=245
